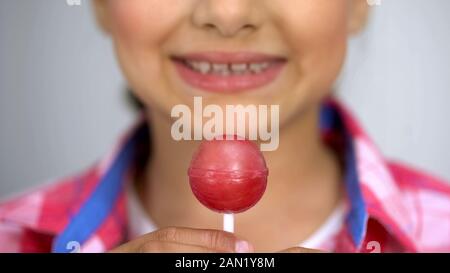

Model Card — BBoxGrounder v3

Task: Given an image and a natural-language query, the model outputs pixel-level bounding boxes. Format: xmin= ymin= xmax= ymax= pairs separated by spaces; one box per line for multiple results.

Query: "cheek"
xmin=106 ymin=0 xmax=186 ymax=109
xmin=280 ymin=0 xmax=348 ymax=94
xmin=108 ymin=0 xmax=171 ymax=45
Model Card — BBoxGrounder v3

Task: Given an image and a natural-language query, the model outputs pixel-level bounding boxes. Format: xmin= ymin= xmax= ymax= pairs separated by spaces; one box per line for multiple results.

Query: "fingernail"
xmin=235 ymin=240 xmax=253 ymax=253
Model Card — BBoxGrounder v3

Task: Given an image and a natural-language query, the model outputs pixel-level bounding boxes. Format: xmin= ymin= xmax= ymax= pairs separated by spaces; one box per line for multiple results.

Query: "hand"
xmin=109 ymin=227 xmax=254 ymax=253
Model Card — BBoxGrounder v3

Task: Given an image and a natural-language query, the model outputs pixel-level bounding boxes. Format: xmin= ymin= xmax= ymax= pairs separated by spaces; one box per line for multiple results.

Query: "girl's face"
xmin=95 ymin=0 xmax=367 ymax=127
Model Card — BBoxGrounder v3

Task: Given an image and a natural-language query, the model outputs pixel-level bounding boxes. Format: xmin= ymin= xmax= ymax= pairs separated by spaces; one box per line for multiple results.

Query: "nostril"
xmin=204 ymin=23 xmax=216 ymax=30
xmin=203 ymin=22 xmax=257 ymax=38
xmin=242 ymin=24 xmax=256 ymax=30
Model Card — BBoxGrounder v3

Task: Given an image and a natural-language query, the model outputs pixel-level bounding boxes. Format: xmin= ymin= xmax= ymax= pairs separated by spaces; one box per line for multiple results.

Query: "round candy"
xmin=188 ymin=136 xmax=268 ymax=213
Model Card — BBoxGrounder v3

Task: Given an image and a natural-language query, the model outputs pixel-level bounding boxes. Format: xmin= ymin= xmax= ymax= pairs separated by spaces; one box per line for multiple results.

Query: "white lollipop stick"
xmin=223 ymin=213 xmax=234 ymax=233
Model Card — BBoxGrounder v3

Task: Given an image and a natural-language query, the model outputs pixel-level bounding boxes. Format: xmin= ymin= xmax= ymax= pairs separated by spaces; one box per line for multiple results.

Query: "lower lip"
xmin=173 ymin=60 xmax=285 ymax=93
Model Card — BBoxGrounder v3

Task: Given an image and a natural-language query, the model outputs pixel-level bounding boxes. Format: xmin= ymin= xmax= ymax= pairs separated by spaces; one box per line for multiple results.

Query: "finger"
xmin=278 ymin=247 xmax=324 ymax=253
xmin=139 ymin=241 xmax=218 ymax=253
xmin=146 ymin=227 xmax=253 ymax=253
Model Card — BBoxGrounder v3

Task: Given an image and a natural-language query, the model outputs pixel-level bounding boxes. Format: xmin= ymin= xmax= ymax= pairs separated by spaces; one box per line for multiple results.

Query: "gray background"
xmin=1 ymin=0 xmax=449 ymax=198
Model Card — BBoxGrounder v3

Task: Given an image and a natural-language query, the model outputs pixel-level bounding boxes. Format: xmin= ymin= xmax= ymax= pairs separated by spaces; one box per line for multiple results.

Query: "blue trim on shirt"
xmin=320 ymin=103 xmax=368 ymax=247
xmin=52 ymin=129 xmax=141 ymax=253
xmin=342 ymin=134 xmax=368 ymax=247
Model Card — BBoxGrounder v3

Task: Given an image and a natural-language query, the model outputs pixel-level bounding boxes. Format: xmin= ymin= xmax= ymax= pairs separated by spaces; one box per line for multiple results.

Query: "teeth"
xmin=187 ymin=61 xmax=270 ymax=75
xmin=230 ymin=63 xmax=248 ymax=74
xmin=212 ymin=63 xmax=230 ymax=76
xmin=249 ymin=62 xmax=269 ymax=73
xmin=260 ymin=62 xmax=269 ymax=69
xmin=197 ymin=62 xmax=211 ymax=74
xmin=188 ymin=61 xmax=211 ymax=74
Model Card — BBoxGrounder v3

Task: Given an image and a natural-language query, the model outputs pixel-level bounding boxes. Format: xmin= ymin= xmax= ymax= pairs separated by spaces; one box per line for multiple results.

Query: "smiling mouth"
xmin=171 ymin=52 xmax=287 ymax=93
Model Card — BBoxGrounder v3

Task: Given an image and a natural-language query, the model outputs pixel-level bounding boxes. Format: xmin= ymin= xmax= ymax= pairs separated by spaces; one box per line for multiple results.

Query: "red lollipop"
xmin=188 ymin=135 xmax=268 ymax=232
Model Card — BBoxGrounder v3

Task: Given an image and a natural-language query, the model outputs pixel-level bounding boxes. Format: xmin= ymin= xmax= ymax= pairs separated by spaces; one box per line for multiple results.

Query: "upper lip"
xmin=171 ymin=51 xmax=287 ymax=64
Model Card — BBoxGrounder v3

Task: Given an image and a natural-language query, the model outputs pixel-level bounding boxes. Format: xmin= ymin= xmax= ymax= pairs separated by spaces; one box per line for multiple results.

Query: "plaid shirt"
xmin=1 ymin=98 xmax=449 ymax=253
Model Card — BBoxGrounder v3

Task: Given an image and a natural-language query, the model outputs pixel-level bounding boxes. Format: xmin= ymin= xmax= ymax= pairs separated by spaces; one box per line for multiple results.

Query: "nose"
xmin=192 ymin=0 xmax=260 ymax=37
